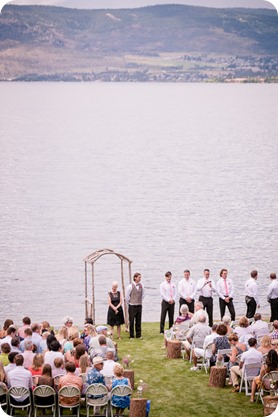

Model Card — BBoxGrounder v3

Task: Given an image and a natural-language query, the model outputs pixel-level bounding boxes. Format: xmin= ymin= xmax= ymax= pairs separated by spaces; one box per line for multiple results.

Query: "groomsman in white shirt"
xmin=267 ymin=272 xmax=278 ymax=322
xmin=244 ymin=270 xmax=260 ymax=319
xmin=216 ymin=268 xmax=236 ymax=321
xmin=196 ymin=268 xmax=216 ymax=327
xmin=178 ymin=270 xmax=196 ymax=314
xmin=159 ymin=271 xmax=176 ymax=334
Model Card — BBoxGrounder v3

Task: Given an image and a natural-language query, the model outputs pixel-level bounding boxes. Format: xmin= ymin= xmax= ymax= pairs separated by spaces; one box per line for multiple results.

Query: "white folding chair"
xmin=239 ymin=362 xmax=262 ymax=396
xmin=110 ymin=385 xmax=132 ymax=417
xmin=215 ymin=348 xmax=232 ymax=367
xmin=0 ymin=383 xmax=8 ymax=413
xmin=202 ymin=342 xmax=213 ymax=373
xmin=85 ymin=383 xmax=109 ymax=417
xmin=58 ymin=385 xmax=80 ymax=417
xmin=33 ymin=385 xmax=56 ymax=417
xmin=8 ymin=386 xmax=32 ymax=417
xmin=189 ymin=337 xmax=204 ymax=363
xmin=258 ymin=370 xmax=278 ymax=403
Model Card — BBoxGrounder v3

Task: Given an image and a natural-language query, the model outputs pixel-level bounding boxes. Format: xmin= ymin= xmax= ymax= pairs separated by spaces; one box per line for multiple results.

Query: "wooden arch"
xmin=83 ymin=248 xmax=132 ymax=327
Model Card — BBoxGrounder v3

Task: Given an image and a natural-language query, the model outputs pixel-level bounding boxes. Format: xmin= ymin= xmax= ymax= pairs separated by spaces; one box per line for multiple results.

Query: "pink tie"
xmin=224 ymin=279 xmax=229 ymax=296
xmin=169 ymin=282 xmax=173 ymax=299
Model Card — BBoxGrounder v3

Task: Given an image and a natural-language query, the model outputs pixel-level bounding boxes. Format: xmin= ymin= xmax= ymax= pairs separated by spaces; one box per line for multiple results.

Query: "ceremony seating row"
xmin=1 ymin=383 xmax=132 ymax=417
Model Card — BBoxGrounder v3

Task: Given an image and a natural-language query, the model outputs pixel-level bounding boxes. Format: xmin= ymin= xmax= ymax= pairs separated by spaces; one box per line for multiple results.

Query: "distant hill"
xmin=0 ymin=4 xmax=277 ymax=81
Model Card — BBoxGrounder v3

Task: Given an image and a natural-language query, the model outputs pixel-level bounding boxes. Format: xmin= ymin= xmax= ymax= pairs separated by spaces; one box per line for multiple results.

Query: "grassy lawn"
xmin=110 ymin=322 xmax=263 ymax=417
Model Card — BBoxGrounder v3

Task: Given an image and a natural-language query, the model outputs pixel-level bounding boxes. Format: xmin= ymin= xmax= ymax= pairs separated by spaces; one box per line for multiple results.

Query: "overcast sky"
xmin=8 ymin=0 xmax=276 ymax=10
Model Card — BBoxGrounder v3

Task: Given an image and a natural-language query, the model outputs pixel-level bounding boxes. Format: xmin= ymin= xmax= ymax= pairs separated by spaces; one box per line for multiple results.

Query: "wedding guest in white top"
xmin=101 ymin=351 xmax=116 ymax=377
xmin=233 ymin=316 xmax=252 ymax=339
xmin=178 ymin=270 xmax=196 ymax=314
xmin=245 ymin=270 xmax=260 ymax=319
xmin=190 ymin=301 xmax=209 ymax=326
xmin=196 ymin=268 xmax=216 ymax=327
xmin=8 ymin=354 xmax=32 ymax=403
xmin=159 ymin=271 xmax=176 ymax=334
xmin=267 ymin=272 xmax=278 ymax=322
xmin=250 ymin=313 xmax=269 ymax=339
xmin=216 ymin=269 xmax=236 ymax=321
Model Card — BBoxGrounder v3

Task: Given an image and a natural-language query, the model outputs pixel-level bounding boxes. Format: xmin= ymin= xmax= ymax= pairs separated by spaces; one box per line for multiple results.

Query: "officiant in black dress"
xmin=107 ymin=281 xmax=125 ymax=339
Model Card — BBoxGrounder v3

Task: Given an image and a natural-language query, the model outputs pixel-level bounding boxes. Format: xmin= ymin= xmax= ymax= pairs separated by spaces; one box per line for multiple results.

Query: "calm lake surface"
xmin=0 ymin=82 xmax=277 ymax=328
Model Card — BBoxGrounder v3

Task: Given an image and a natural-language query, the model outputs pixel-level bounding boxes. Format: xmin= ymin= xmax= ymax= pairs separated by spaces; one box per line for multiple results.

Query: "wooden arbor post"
xmin=83 ymin=249 xmax=132 ymax=328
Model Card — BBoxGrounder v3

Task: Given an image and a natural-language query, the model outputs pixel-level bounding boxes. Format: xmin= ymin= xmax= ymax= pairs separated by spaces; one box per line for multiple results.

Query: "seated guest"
xmin=251 ymin=313 xmax=269 ymax=339
xmin=66 ymin=343 xmax=87 ymax=368
xmin=0 ymin=326 xmax=17 ymax=348
xmin=19 ymin=328 xmax=33 ymax=352
xmin=22 ymin=339 xmax=35 ymax=369
xmin=222 ymin=315 xmax=233 ymax=336
xmin=44 ymin=340 xmax=64 ymax=370
xmin=86 ymin=356 xmax=106 ymax=386
xmin=11 ymin=337 xmax=21 ymax=353
xmin=58 ymin=361 xmax=83 ymax=391
xmin=101 ymin=351 xmax=116 ymax=378
xmin=250 ymin=349 xmax=278 ymax=402
xmin=111 ymin=363 xmax=131 ymax=414
xmin=58 ymin=362 xmax=83 ymax=407
xmin=210 ymin=324 xmax=230 ymax=366
xmin=234 ymin=316 xmax=252 ymax=339
xmin=0 ymin=319 xmax=14 ymax=339
xmin=31 ymin=323 xmax=42 ymax=350
xmin=77 ymin=354 xmax=92 ymax=375
xmin=0 ymin=361 xmax=8 ymax=387
xmin=227 ymin=333 xmax=246 ymax=369
xmin=89 ymin=326 xmax=115 ymax=351
xmin=39 ymin=331 xmax=51 ymax=353
xmin=4 ymin=352 xmax=18 ymax=375
xmin=0 ymin=343 xmax=11 ymax=366
xmin=40 ymin=321 xmax=53 ymax=336
xmin=258 ymin=335 xmax=272 ymax=355
xmin=64 ymin=338 xmax=83 ymax=362
xmin=18 ymin=316 xmax=31 ymax=339
xmin=230 ymin=337 xmax=263 ymax=392
xmin=90 ymin=336 xmax=110 ymax=361
xmin=175 ymin=304 xmax=193 ymax=325
xmin=191 ymin=324 xmax=219 ymax=371
xmin=270 ymin=320 xmax=278 ymax=340
xmin=63 ymin=316 xmax=74 ymax=329
xmin=28 ymin=353 xmax=44 ymax=377
xmin=80 ymin=318 xmax=94 ymax=342
xmin=190 ymin=301 xmax=209 ymax=326
xmin=37 ymin=364 xmax=54 ymax=388
xmin=7 ymin=354 xmax=32 ymax=403
xmin=83 ymin=324 xmax=97 ymax=351
xmin=183 ymin=314 xmax=211 ymax=361
xmin=52 ymin=357 xmax=66 ymax=377
xmin=63 ymin=328 xmax=80 ymax=353
xmin=55 ymin=326 xmax=68 ymax=348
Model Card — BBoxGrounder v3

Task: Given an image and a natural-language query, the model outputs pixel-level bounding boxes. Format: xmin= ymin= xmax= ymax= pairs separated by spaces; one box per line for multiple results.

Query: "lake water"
xmin=0 ymin=82 xmax=277 ymax=328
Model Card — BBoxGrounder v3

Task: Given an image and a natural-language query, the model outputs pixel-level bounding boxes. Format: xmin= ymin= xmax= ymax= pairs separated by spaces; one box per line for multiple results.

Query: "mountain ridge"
xmin=0 ymin=4 xmax=277 ymax=81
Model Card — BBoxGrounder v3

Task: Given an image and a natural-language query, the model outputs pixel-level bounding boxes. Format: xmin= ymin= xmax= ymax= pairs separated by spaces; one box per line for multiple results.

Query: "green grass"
xmin=110 ymin=322 xmax=263 ymax=417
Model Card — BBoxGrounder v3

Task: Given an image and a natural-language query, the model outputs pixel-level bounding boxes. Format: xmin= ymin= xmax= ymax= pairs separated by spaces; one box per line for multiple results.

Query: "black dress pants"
xmin=270 ymin=298 xmax=278 ymax=322
xmin=160 ymin=300 xmax=175 ymax=333
xmin=199 ymin=296 xmax=213 ymax=327
xmin=128 ymin=304 xmax=142 ymax=338
xmin=245 ymin=296 xmax=257 ymax=319
xmin=179 ymin=297 xmax=195 ymax=314
xmin=219 ymin=297 xmax=236 ymax=321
